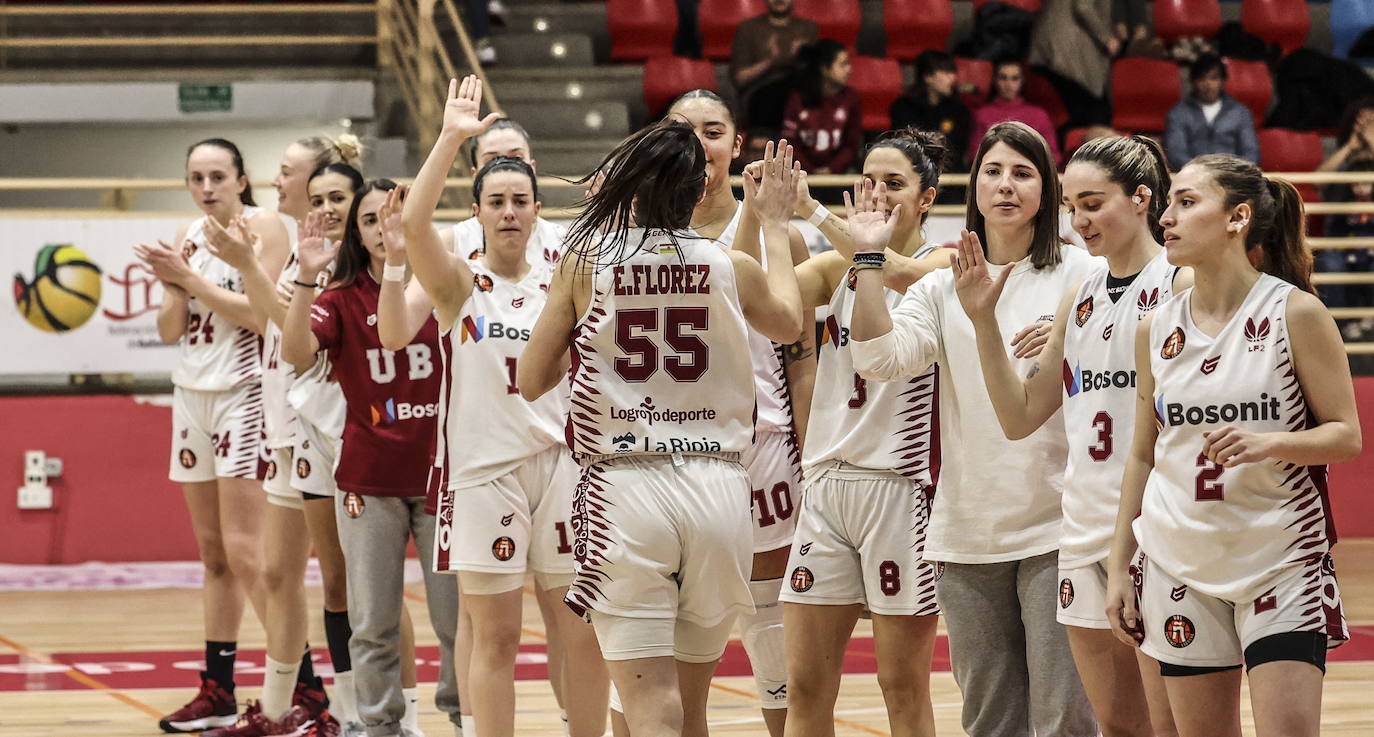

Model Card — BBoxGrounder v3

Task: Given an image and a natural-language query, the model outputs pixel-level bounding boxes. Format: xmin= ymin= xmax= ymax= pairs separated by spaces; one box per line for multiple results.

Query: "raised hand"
xmin=950 ymin=229 xmax=1010 ymax=324
xmin=297 ymin=211 xmax=337 ymax=281
xmin=134 ymin=240 xmax=194 ymax=287
xmin=442 ymin=75 xmax=502 ymax=140
xmin=379 ymin=185 xmax=408 ymax=266
xmin=203 ymin=216 xmax=260 ymax=270
xmin=842 ymin=177 xmax=901 ymax=254
xmin=753 ymin=140 xmax=801 ymax=226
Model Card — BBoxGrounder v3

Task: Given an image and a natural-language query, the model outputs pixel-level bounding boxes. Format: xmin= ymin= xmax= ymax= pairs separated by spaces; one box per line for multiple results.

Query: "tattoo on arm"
xmin=783 ymin=339 xmax=814 ymax=364
xmin=1026 ymin=362 xmax=1041 ymax=380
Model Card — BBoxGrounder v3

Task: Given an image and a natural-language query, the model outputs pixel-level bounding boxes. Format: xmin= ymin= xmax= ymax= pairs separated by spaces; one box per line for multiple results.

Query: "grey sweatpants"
xmin=937 ymin=551 xmax=1097 ymax=737
xmin=336 ymin=493 xmax=461 ymax=737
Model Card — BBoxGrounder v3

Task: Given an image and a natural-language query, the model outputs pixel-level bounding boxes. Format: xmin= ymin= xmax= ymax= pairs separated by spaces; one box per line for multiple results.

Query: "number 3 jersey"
xmin=433 ymin=258 xmax=567 ymax=491
xmin=804 ymin=253 xmax=940 ymax=486
xmin=172 ymin=209 xmax=265 ymax=391
xmin=1059 ymin=251 xmax=1175 ymax=568
xmin=567 ymin=230 xmax=755 ymax=459
xmin=1135 ymin=274 xmax=1332 ymax=603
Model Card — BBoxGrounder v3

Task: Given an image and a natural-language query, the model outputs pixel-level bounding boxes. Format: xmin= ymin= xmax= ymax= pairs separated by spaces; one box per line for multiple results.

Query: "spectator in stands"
xmin=1318 ymin=97 xmax=1374 ymax=174
xmin=1112 ymin=0 xmax=1150 ymax=56
xmin=969 ymin=60 xmax=1064 ymax=167
xmin=459 ymin=0 xmax=495 ymax=64
xmin=1321 ymin=157 xmax=1374 ymax=339
xmin=1164 ymin=54 xmax=1260 ymax=170
xmin=890 ymin=50 xmax=973 ymax=171
xmin=730 ymin=0 xmax=818 ymax=140
xmin=1029 ymin=0 xmax=1117 ymax=131
xmin=780 ymin=39 xmax=863 ymax=175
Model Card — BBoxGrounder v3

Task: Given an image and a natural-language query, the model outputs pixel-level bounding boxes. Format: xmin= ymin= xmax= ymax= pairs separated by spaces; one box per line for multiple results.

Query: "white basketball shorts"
xmin=169 ymin=383 xmax=265 ymax=483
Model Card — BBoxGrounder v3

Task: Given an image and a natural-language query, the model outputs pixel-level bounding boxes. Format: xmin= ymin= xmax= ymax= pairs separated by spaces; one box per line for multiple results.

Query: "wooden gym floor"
xmin=3 ymin=540 xmax=1373 ymax=736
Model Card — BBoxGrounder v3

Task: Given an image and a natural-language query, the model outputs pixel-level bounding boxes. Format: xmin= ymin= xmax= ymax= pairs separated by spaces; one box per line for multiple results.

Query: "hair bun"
xmin=332 ymin=134 xmax=364 ymax=167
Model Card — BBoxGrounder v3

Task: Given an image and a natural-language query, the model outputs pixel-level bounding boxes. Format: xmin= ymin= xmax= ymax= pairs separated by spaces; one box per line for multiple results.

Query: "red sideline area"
xmin=3 ymin=379 xmax=1374 ymax=564
xmin=3 ymin=633 xmax=1373 ymax=693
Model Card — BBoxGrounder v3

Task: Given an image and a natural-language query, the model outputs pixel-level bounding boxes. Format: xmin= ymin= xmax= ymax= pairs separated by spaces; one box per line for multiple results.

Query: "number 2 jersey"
xmin=567 ymin=230 xmax=755 ymax=459
xmin=431 ymin=258 xmax=567 ymax=492
xmin=1058 ymin=251 xmax=1175 ymax=568
xmin=1135 ymin=274 xmax=1333 ymax=602
xmin=804 ymin=250 xmax=941 ymax=486
xmin=171 ymin=209 xmax=264 ymax=391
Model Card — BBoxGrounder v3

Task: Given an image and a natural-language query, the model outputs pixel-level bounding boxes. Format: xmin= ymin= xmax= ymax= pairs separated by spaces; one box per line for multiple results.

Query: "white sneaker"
xmin=341 ymin=722 xmax=367 ymax=737
xmin=488 ymin=0 xmax=508 ymax=25
xmin=476 ymin=39 xmax=497 ymax=65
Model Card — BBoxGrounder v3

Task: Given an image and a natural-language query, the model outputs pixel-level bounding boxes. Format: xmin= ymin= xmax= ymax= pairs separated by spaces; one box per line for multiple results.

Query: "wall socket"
xmin=18 ymin=450 xmax=53 ymax=510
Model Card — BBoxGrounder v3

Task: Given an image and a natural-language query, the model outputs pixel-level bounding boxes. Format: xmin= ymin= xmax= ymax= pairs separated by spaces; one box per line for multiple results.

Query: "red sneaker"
xmin=157 ymin=671 xmax=237 ymax=733
xmin=203 ymin=701 xmax=316 ymax=737
xmin=291 ymin=710 xmax=342 ymax=737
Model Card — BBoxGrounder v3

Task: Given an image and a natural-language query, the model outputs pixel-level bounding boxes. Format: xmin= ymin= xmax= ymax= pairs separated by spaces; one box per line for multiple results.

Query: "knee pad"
xmin=457 ymin=570 xmax=525 ymax=596
xmin=1244 ymin=631 xmax=1329 ymax=674
xmin=740 ymin=578 xmax=787 ymax=708
xmin=674 ymin=616 xmax=736 ymax=665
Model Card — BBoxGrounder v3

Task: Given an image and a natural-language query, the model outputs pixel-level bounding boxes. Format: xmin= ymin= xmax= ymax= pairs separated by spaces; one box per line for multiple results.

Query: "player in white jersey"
xmin=949 ymin=135 xmax=1183 ymax=737
xmin=200 ymin=145 xmax=376 ymax=734
xmin=1106 ymin=155 xmax=1361 ymax=737
xmin=399 ymin=85 xmax=609 ymax=737
xmin=850 ymin=122 xmax=1102 ymax=737
xmin=519 ymin=120 xmax=805 ymax=737
xmin=134 ymin=138 xmax=290 ymax=733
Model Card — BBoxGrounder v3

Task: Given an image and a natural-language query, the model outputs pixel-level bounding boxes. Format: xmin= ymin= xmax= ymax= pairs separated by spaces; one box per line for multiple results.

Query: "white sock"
xmin=332 ymin=670 xmax=359 ymax=723
xmin=402 ymin=687 xmax=420 ymax=730
xmin=461 ymin=713 xmax=476 ymax=736
xmin=261 ymin=655 xmax=301 ymax=719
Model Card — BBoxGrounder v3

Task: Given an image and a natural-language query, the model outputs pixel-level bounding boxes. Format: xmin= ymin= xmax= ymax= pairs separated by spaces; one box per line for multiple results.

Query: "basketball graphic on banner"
xmin=13 ymin=244 xmax=103 ymax=332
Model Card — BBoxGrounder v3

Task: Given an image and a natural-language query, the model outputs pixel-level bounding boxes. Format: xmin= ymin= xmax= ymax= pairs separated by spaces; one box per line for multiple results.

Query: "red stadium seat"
xmin=607 ymin=0 xmax=678 ymax=62
xmin=1242 ymin=0 xmax=1309 ymax=55
xmin=700 ymin=0 xmax=765 ymax=61
xmin=643 ymin=56 xmax=718 ymax=118
xmin=848 ymin=56 xmax=904 ymax=132
xmin=794 ymin=0 xmax=861 ymax=48
xmin=956 ymin=57 xmax=992 ymax=110
xmin=1063 ymin=127 xmax=1093 ymax=156
xmin=973 ymin=0 xmax=1041 ymax=12
xmin=1258 ymin=127 xmax=1323 ymax=232
xmin=1111 ymin=58 xmax=1183 ymax=133
xmin=1224 ymin=57 xmax=1273 ymax=123
xmin=884 ymin=0 xmax=953 ymax=61
xmin=1024 ymin=70 xmax=1069 ymax=131
xmin=1154 ymin=0 xmax=1222 ymax=44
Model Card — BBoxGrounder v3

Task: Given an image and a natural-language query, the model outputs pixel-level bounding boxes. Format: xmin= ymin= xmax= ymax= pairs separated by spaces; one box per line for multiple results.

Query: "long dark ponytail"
xmin=1070 ymin=135 xmax=1172 ymax=242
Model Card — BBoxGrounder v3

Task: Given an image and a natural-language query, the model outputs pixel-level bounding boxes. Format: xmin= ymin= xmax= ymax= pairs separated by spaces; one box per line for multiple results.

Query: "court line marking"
xmin=0 ymin=633 xmax=163 ymax=719
xmin=705 ymin=679 xmax=891 ymax=737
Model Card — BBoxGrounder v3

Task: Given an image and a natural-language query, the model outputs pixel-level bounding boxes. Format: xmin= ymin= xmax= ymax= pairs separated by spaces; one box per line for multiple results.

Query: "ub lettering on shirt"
xmin=612 ymin=263 xmax=712 ymax=296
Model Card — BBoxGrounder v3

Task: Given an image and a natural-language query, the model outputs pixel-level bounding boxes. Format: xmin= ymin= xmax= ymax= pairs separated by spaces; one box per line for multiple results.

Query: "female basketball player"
xmin=849 ymin=121 xmax=1101 ymax=737
xmin=395 ymin=85 xmax=609 ymax=736
xmin=663 ymin=88 xmax=815 ymax=737
xmin=136 ymin=138 xmax=289 ymax=734
xmin=948 ymin=135 xmax=1182 ymax=737
xmin=201 ymin=139 xmax=366 ymax=735
xmin=518 ymin=104 xmax=804 ymax=737
xmin=281 ymin=178 xmax=463 ymax=737
xmin=769 ymin=129 xmax=951 ymax=737
xmin=1106 ymin=155 xmax=1360 ymax=737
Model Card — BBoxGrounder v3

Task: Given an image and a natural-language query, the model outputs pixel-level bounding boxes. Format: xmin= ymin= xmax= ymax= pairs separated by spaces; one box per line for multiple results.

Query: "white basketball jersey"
xmin=804 ymin=251 xmax=940 ymax=485
xmin=1135 ymin=275 xmax=1332 ymax=602
xmin=1059 ymin=252 xmax=1175 ymax=567
xmin=567 ymin=230 xmax=755 ymax=458
xmin=171 ymin=209 xmax=264 ymax=391
xmin=263 ymin=246 xmax=339 ymax=448
xmin=450 ymin=216 xmax=565 ymax=266
xmin=706 ymin=204 xmax=793 ymax=435
xmin=433 ymin=259 xmax=567 ymax=488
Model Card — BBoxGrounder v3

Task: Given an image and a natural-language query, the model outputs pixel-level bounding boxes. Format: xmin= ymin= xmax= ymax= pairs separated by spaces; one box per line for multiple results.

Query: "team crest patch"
xmin=178 ymin=448 xmax=197 ymax=468
xmin=1161 ymin=327 xmax=1186 ymax=359
xmin=180 ymin=429 xmax=189 ymax=440
xmin=1254 ymin=588 xmax=1278 ymax=614
xmin=1244 ymin=317 xmax=1271 ymax=345
xmin=1074 ymin=296 xmax=1094 ymax=326
xmin=1137 ymin=288 xmax=1160 ymax=313
xmin=789 ymin=566 xmax=814 ymax=592
xmin=296 ymin=457 xmax=312 ymax=479
xmin=612 ymin=433 xmax=636 ymax=452
xmin=511 ymin=297 xmax=525 ymax=309
xmin=1200 ymin=355 xmax=1220 ymax=375
xmin=799 ymin=542 xmax=812 ymax=556
xmin=343 ymin=492 xmax=365 ymax=518
xmin=1170 ymin=585 xmax=1187 ymax=601
xmin=1059 ymin=578 xmax=1075 ymax=609
xmin=492 ymin=536 xmax=516 ymax=561
xmin=1164 ymin=614 xmax=1196 ymax=648
xmin=266 ymin=460 xmax=278 ymax=480
xmin=474 ymin=273 xmax=494 ymax=292
xmin=468 ymin=248 xmax=484 ymax=260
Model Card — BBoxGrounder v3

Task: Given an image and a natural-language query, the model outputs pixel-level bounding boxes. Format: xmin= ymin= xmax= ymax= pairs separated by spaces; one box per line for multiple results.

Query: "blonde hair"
xmin=296 ymin=133 xmax=364 ymax=170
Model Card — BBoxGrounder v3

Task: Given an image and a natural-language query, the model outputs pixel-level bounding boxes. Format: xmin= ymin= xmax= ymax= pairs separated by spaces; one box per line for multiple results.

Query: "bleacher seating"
xmin=973 ymin=0 xmax=1041 ymax=12
xmin=1154 ymin=0 xmax=1223 ymax=45
xmin=643 ymin=56 xmax=718 ymax=119
xmin=1242 ymin=0 xmax=1310 ymax=55
xmin=1224 ymin=57 xmax=1274 ymax=123
xmin=700 ymin=0 xmax=764 ymax=61
xmin=883 ymin=0 xmax=954 ymax=61
xmin=1111 ymin=58 xmax=1183 ymax=133
xmin=1259 ymin=127 xmax=1324 ymax=231
xmin=607 ymin=0 xmax=678 ymax=62
xmin=794 ymin=0 xmax=862 ymax=49
xmin=1332 ymin=0 xmax=1374 ymax=59
xmin=1024 ymin=71 xmax=1069 ymax=131
xmin=848 ymin=56 xmax=904 ymax=132
xmin=956 ymin=57 xmax=992 ymax=110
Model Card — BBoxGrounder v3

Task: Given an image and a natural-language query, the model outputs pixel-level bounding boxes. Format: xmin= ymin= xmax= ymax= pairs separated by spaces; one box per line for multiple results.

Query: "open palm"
xmin=442 ymin=75 xmax=502 ymax=139
xmin=843 ymin=178 xmax=900 ymax=254
xmin=950 ymin=229 xmax=1010 ymax=322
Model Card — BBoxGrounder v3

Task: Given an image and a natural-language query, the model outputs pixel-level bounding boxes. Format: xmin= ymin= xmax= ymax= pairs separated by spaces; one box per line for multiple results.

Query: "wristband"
xmin=852 ymin=251 xmax=886 ymax=267
xmin=382 ymin=263 xmax=406 ymax=282
xmin=293 ymin=278 xmax=319 ymax=289
xmin=851 ymin=262 xmax=884 ymax=271
xmin=807 ymin=201 xmax=829 ymax=227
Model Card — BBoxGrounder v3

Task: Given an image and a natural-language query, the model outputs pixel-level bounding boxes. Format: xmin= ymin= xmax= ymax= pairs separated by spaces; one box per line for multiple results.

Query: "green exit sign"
xmin=178 ymin=83 xmax=233 ymax=113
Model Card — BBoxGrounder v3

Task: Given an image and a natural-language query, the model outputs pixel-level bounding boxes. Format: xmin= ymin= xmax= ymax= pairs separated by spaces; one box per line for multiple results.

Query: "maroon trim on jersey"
xmin=1273 ymin=315 xmax=1337 ymax=554
xmin=567 ymin=291 xmax=610 ymax=458
xmin=910 ymin=491 xmax=940 ymax=616
xmin=223 ymin=382 xmax=265 ymax=479
xmin=767 ymin=342 xmax=793 ymax=427
xmin=426 ymin=330 xmax=456 ymax=516
xmin=892 ymin=369 xmax=940 ymax=486
xmin=564 ymin=462 xmax=613 ymax=618
xmin=1290 ymin=553 xmax=1349 ymax=643
xmin=434 ymin=482 xmax=455 ymax=570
